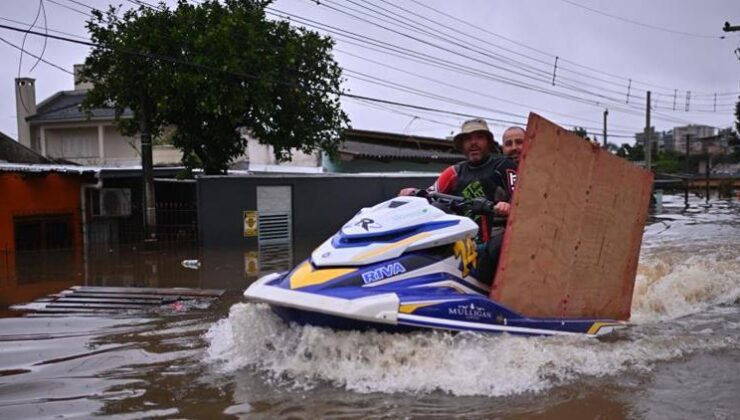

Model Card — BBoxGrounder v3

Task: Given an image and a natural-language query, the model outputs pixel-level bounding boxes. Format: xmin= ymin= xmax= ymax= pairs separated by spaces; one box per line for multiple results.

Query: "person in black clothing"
xmin=400 ymin=118 xmax=517 ymax=285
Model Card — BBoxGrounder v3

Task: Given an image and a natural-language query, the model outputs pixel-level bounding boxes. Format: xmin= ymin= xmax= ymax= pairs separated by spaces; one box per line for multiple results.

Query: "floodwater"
xmin=1 ymin=194 xmax=739 ymax=419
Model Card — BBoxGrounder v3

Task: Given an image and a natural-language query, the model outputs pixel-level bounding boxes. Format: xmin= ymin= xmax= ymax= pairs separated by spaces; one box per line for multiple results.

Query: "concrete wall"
xmin=103 ymin=126 xmax=140 ymax=165
xmin=246 ymin=136 xmax=320 ymax=168
xmin=197 ymin=174 xmax=437 ymax=248
xmin=34 ymin=124 xmax=143 ymax=166
xmin=153 ymin=145 xmax=183 ymax=165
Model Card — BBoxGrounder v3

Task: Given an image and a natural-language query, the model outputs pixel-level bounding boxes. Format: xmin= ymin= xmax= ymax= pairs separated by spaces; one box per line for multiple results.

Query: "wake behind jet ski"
xmin=244 ymin=192 xmax=626 ymax=337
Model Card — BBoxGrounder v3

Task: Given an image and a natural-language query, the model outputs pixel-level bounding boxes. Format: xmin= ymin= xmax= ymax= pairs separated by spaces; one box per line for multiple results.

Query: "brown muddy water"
xmin=1 ymin=194 xmax=739 ymax=419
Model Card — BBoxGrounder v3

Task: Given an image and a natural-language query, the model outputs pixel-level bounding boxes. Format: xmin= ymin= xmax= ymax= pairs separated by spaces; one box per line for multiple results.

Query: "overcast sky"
xmin=0 ymin=0 xmax=738 ymax=144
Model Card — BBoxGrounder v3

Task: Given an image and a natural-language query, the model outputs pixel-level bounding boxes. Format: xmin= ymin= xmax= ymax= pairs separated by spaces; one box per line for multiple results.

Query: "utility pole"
xmin=684 ymin=134 xmax=690 ymax=207
xmin=644 ymin=90 xmax=652 ymax=171
xmin=722 ymin=22 xmax=740 ymax=59
xmin=140 ymin=95 xmax=157 ymax=242
xmin=603 ymin=109 xmax=608 ymax=148
xmin=723 ymin=21 xmax=740 ymax=32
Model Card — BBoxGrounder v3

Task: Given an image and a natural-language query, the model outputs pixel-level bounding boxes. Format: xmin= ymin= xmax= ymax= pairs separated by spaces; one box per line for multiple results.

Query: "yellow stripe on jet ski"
xmin=289 ymin=261 xmax=357 ymax=289
xmin=352 ymin=232 xmax=432 ymax=262
xmin=587 ymin=321 xmax=624 ymax=335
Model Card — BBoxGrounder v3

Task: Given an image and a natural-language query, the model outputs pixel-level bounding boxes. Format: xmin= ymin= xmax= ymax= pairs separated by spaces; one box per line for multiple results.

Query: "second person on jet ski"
xmin=399 ymin=118 xmax=517 ymax=284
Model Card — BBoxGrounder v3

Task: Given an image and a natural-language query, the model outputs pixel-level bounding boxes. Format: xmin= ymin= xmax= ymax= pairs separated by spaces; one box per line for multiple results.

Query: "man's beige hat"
xmin=453 ymin=118 xmax=495 ymax=151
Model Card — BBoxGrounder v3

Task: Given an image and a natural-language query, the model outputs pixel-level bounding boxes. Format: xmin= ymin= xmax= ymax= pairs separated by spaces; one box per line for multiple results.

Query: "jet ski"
xmin=244 ymin=192 xmax=626 ymax=337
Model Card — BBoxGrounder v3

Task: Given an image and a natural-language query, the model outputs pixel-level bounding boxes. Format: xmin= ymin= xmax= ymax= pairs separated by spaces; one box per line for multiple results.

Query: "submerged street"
xmin=1 ymin=195 xmax=738 ymax=419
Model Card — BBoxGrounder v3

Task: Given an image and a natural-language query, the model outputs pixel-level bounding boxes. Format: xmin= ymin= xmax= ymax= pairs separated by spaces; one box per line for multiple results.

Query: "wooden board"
xmin=491 ymin=113 xmax=653 ymax=320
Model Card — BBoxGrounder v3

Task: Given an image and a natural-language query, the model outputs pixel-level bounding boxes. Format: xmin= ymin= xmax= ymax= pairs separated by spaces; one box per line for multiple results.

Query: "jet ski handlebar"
xmin=414 ymin=190 xmax=507 ymax=225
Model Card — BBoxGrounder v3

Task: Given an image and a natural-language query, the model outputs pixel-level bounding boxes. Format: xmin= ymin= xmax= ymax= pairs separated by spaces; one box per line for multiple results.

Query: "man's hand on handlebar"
xmin=493 ymin=202 xmax=511 ymax=216
xmin=398 ymin=188 xmax=420 ymax=196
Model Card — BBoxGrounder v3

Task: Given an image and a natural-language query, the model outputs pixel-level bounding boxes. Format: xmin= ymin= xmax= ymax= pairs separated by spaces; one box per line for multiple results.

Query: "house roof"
xmin=0 ymin=163 xmax=184 ymax=178
xmin=26 ymin=90 xmax=133 ymax=124
xmin=0 ymin=131 xmax=52 ymax=164
xmin=340 ymin=128 xmax=463 ymax=163
xmin=340 ymin=140 xmax=463 ymax=163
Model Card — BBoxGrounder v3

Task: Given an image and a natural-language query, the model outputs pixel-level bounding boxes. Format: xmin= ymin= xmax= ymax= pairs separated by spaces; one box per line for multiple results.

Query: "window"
xmin=14 ymin=214 xmax=73 ymax=251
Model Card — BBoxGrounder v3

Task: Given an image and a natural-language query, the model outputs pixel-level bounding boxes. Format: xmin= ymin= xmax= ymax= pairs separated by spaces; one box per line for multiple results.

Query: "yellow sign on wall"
xmin=244 ymin=251 xmax=259 ymax=277
xmin=243 ymin=211 xmax=258 ymax=237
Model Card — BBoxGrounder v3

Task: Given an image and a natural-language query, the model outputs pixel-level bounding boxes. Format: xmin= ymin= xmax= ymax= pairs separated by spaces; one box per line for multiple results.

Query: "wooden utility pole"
xmin=140 ymin=96 xmax=157 ymax=242
xmin=684 ymin=134 xmax=690 ymax=207
xmin=644 ymin=90 xmax=652 ymax=170
xmin=603 ymin=109 xmax=608 ymax=148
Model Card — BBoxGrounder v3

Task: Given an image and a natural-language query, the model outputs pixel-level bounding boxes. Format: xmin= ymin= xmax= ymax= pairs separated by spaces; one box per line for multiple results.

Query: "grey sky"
xmin=0 ymin=0 xmax=738 ymax=144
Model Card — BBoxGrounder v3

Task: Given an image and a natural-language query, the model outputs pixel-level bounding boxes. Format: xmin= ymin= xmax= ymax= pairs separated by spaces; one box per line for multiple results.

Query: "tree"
xmin=81 ymin=0 xmax=348 ymax=174
xmin=653 ymin=150 xmax=682 ymax=173
xmin=604 ymin=142 xmax=620 ymax=154
xmin=572 ymin=126 xmax=588 ymax=139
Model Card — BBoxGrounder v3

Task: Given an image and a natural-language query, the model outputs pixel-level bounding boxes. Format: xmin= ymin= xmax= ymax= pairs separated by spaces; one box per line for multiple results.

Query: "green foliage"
xmin=735 ymin=100 xmax=740 ymax=135
xmin=80 ymin=0 xmax=349 ymax=174
xmin=572 ymin=126 xmax=588 ymax=139
xmin=615 ymin=143 xmax=644 ymax=161
xmin=652 ymin=150 xmax=683 ymax=173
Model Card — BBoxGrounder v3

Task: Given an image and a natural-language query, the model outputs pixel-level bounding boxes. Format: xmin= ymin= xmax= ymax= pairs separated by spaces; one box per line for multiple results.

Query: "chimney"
xmin=15 ymin=77 xmax=36 ymax=148
xmin=73 ymin=64 xmax=93 ymax=90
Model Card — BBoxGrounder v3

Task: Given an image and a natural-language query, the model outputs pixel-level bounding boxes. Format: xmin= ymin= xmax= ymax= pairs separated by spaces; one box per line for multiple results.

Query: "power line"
xmin=346 ymin=93 xmax=635 ymax=139
xmin=337 ymin=46 xmax=638 ymax=131
xmin=560 ymin=0 xmax=724 ymax=40
xmin=327 ymin=0 xmax=649 ymax=104
xmin=46 ymin=0 xmax=89 ymax=16
xmin=294 ymin=2 xmax=734 ymax=115
xmin=2 ymin=7 xmax=731 ymax=136
xmin=409 ymin=0 xmax=736 ymax=97
xmin=267 ymin=7 xmax=731 ymax=124
xmin=0 ymin=16 xmax=88 ymax=41
xmin=0 ymin=34 xmax=72 ymax=74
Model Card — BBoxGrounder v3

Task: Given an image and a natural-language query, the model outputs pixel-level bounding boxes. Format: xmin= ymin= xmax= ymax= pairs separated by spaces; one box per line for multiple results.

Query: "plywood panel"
xmin=491 ymin=113 xmax=653 ymax=320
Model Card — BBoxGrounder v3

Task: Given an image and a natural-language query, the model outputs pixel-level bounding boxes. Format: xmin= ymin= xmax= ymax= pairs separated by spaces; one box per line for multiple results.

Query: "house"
xmin=324 ymin=128 xmax=462 ymax=173
xmin=672 ymin=124 xmax=716 ymax=154
xmin=14 ymin=67 xmax=181 ymax=167
xmin=240 ymin=128 xmax=462 ymax=174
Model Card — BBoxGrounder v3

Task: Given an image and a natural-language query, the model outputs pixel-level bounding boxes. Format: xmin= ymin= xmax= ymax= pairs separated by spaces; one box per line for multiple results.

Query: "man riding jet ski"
xmin=243 ymin=191 xmax=626 ymax=337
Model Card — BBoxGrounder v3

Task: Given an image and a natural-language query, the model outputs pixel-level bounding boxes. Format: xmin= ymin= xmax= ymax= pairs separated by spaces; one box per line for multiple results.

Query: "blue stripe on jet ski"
xmin=331 ymin=220 xmax=460 ymax=249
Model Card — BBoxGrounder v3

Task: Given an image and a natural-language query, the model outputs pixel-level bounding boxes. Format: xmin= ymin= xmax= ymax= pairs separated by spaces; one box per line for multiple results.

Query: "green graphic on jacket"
xmin=461 ymin=180 xmax=485 ymax=223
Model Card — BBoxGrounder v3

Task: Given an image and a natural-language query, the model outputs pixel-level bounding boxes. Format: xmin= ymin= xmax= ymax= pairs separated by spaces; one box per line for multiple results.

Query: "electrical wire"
xmin=28 ymin=0 xmax=48 ymax=72
xmin=267 ymin=8 xmax=733 ymax=124
xmin=408 ymin=0 xmax=737 ymax=97
xmin=560 ymin=0 xmax=724 ymax=40
xmin=2 ymin=4 xmax=732 ymax=136
xmin=0 ymin=35 xmax=72 ymax=74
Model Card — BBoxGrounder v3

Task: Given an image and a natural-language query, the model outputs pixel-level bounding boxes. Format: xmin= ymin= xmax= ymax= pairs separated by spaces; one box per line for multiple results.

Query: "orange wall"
xmin=0 ymin=172 xmax=86 ymax=250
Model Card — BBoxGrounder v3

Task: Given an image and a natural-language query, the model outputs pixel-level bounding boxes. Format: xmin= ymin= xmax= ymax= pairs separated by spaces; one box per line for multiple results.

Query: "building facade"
xmin=14 ymin=69 xmax=181 ymax=167
xmin=673 ymin=124 xmax=716 ymax=154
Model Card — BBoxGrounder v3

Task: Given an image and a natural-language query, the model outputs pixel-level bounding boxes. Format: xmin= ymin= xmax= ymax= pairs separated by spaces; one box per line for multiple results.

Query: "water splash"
xmin=205 ymin=303 xmax=737 ymax=397
xmin=632 ymin=245 xmax=740 ymax=323
xmin=205 ymin=198 xmax=740 ymax=397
